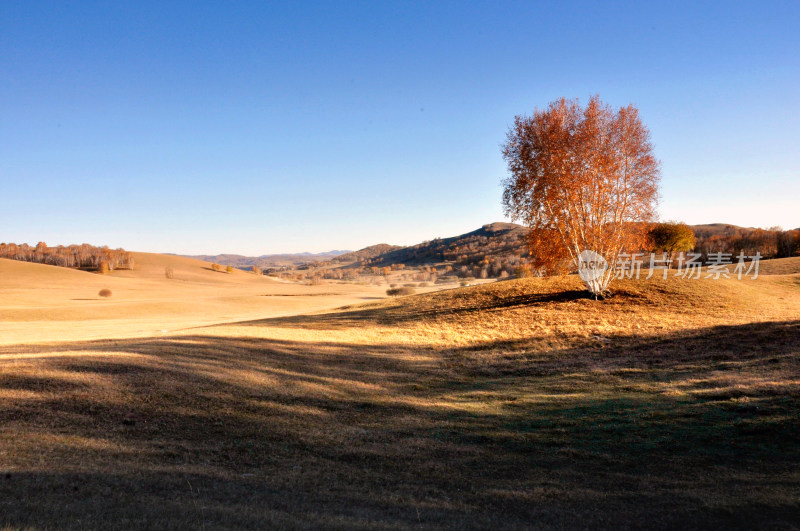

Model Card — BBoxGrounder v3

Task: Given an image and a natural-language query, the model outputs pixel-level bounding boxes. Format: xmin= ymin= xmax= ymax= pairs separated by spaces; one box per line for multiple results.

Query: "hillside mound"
xmin=253 ymin=272 xmax=800 ymax=353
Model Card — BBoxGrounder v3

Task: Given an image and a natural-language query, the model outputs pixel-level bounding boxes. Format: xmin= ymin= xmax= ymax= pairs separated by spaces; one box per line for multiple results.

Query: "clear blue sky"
xmin=2 ymin=1 xmax=798 ymax=255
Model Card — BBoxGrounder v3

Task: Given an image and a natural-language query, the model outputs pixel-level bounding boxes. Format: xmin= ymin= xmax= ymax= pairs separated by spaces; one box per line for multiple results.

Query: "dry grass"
xmin=759 ymin=256 xmax=800 ymax=275
xmin=0 ymin=254 xmax=390 ymax=345
xmin=1 ymin=258 xmax=799 ymax=528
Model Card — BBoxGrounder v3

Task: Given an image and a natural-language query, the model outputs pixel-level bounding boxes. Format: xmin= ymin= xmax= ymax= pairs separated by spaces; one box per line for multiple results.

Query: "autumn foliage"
xmin=0 ymin=242 xmax=135 ymax=272
xmin=648 ymin=222 xmax=696 ymax=260
xmin=502 ymin=96 xmax=660 ymax=295
xmin=693 ymin=225 xmax=800 ymax=259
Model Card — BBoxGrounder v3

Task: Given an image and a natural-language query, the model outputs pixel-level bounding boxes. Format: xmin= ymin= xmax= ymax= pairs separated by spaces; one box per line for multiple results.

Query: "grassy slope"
xmin=1 ymin=263 xmax=799 ymax=528
xmin=759 ymin=255 xmax=800 ymax=275
xmin=0 ymin=254 xmax=388 ymax=345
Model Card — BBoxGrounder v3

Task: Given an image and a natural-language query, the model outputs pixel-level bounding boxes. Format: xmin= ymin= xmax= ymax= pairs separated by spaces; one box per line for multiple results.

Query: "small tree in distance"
xmin=648 ymin=222 xmax=696 ymax=264
xmin=502 ymin=96 xmax=661 ymax=297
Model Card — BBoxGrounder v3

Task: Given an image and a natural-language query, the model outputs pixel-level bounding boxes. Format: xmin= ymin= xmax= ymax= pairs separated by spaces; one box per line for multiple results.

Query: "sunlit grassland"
xmin=1 ymin=271 xmax=799 ymax=528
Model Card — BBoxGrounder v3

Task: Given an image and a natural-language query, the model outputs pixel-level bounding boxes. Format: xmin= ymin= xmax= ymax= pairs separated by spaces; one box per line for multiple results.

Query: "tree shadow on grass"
xmin=232 ymin=289 xmax=593 ymax=330
xmin=0 ymin=320 xmax=798 ymax=529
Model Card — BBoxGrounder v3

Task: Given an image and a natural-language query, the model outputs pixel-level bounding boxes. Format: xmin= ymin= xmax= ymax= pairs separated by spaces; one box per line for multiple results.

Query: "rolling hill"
xmin=328 ymin=222 xmax=529 ymax=279
xmin=0 ymin=252 xmax=387 ymax=345
xmin=360 ymin=222 xmax=528 ymax=267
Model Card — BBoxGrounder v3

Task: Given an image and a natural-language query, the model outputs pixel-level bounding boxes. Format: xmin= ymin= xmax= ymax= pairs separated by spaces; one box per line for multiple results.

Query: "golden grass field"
xmin=1 ymin=254 xmax=799 ymax=529
xmin=0 ymin=253 xmax=394 ymax=346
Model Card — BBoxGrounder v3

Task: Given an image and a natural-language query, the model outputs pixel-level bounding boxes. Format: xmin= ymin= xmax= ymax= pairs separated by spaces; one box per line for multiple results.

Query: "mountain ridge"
xmin=175 ymin=250 xmax=351 ymax=268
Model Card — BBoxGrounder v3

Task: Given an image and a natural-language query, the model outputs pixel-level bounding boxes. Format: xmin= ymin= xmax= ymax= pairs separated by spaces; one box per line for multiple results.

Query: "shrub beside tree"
xmin=648 ymin=222 xmax=696 ymax=263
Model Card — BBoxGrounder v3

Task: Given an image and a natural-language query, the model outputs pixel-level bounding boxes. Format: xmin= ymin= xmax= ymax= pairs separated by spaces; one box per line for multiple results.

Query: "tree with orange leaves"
xmin=501 ymin=96 xmax=660 ymax=297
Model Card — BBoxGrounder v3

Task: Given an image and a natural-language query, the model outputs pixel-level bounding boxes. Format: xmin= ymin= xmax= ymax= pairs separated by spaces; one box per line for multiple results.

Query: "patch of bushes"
xmin=98 ymin=289 xmax=112 ymax=298
xmin=386 ymin=287 xmax=416 ymax=297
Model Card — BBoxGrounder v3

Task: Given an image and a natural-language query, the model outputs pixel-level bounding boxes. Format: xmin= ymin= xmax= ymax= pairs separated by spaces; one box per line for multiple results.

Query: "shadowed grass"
xmin=1 ymin=275 xmax=799 ymax=528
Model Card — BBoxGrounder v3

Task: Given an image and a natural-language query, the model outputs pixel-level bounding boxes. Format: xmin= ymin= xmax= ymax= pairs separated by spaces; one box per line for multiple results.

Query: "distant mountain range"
xmin=177 ymin=250 xmax=351 ymax=268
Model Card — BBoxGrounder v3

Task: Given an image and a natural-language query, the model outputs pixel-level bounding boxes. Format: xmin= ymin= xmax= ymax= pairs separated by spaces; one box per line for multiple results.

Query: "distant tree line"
xmin=0 ymin=242 xmax=135 ymax=271
xmin=692 ymin=226 xmax=800 ymax=260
